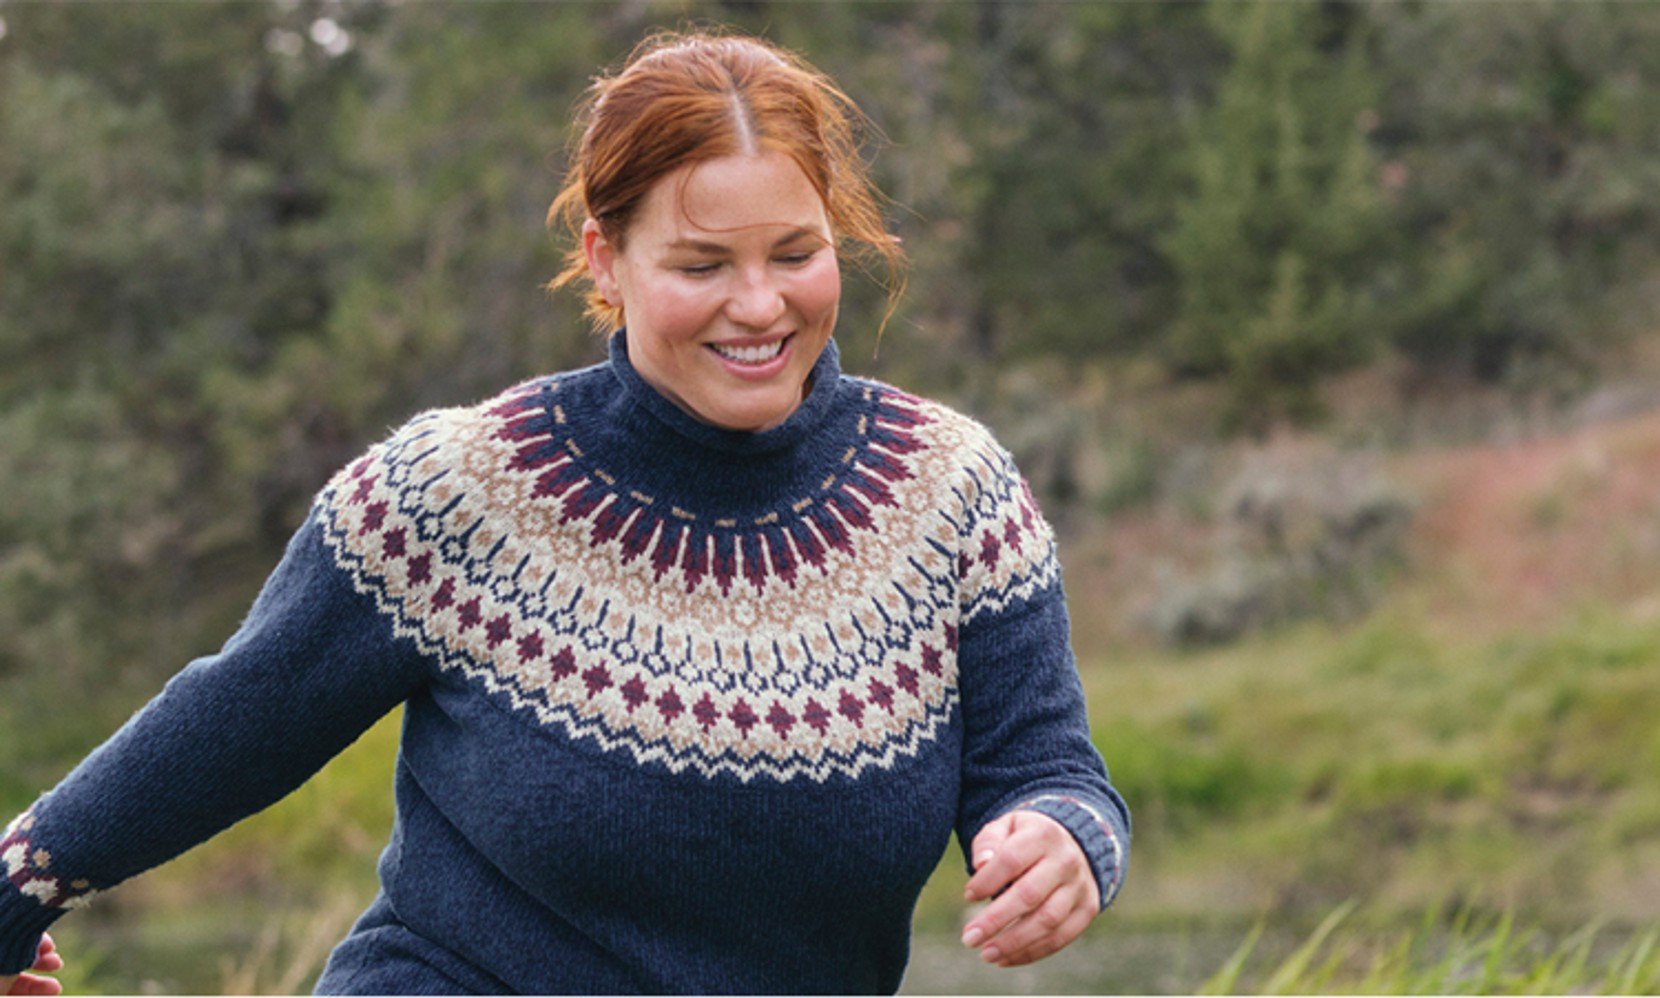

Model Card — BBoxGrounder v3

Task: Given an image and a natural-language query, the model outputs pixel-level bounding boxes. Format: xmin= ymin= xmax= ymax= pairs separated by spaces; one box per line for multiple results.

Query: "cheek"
xmin=630 ymin=280 xmax=722 ymax=344
xmin=797 ymin=259 xmax=842 ymax=323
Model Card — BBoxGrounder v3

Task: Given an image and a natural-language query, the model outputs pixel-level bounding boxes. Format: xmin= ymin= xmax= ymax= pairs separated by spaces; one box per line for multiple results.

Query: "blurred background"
xmin=4 ymin=1 xmax=1660 ymax=992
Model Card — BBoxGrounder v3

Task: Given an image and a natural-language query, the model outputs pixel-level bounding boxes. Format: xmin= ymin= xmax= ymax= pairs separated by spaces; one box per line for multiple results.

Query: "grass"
xmin=1082 ymin=599 xmax=1660 ymax=927
xmin=1201 ymin=903 xmax=1660 ymax=995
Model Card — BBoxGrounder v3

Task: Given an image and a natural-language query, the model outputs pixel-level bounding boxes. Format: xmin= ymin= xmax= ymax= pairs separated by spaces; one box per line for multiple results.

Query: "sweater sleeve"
xmin=952 ymin=439 xmax=1130 ymax=912
xmin=0 ymin=504 xmax=429 ymax=975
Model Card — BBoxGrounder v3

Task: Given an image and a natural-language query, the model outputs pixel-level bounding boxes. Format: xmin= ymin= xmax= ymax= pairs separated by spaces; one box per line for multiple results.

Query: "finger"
xmin=30 ymin=953 xmax=62 ymax=974
xmin=963 ymin=838 xmax=1047 ymax=924
xmin=34 ymin=937 xmax=53 ymax=958
xmin=962 ymin=856 xmax=1064 ymax=950
xmin=988 ymin=901 xmax=1094 ymax=967
xmin=978 ymin=879 xmax=1079 ymax=963
xmin=10 ymin=973 xmax=63 ymax=997
xmin=994 ymin=912 xmax=1095 ymax=968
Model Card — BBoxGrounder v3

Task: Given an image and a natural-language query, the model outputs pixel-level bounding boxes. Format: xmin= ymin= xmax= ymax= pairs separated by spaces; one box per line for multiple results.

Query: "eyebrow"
xmin=665 ymin=228 xmax=826 ymax=254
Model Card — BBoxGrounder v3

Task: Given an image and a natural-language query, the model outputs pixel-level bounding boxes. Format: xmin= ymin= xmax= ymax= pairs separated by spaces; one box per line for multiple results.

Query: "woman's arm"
xmin=951 ymin=440 xmax=1130 ymax=967
xmin=954 ymin=593 xmax=1130 ymax=904
xmin=954 ymin=593 xmax=1130 ymax=967
xmin=0 ymin=509 xmax=428 ymax=976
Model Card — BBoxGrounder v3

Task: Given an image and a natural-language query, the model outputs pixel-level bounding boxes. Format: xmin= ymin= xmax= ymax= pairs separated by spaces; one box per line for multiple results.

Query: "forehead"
xmin=633 ymin=150 xmax=830 ymax=245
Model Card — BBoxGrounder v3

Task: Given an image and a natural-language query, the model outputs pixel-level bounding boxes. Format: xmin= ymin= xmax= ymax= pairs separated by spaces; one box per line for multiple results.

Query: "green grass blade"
xmin=1202 ymin=919 xmax=1267 ymax=996
xmin=1262 ymin=900 xmax=1359 ymax=995
xmin=1479 ymin=908 xmax=1517 ymax=991
xmin=1611 ymin=929 xmax=1659 ymax=996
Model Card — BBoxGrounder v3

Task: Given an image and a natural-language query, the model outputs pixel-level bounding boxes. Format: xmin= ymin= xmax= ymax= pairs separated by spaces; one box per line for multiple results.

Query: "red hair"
xmin=546 ymin=29 xmax=906 ymax=334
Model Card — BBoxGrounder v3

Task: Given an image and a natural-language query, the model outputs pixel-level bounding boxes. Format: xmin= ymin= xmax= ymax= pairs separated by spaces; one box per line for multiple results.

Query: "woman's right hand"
xmin=1 ymin=932 xmax=64 ymax=995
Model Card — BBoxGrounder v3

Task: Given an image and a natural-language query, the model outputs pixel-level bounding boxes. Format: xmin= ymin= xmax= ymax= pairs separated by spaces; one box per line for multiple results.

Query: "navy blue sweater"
xmin=0 ymin=337 xmax=1129 ymax=993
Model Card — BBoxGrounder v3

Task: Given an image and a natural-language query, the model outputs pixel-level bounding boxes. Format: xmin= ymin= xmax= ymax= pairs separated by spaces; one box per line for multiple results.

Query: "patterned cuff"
xmin=0 ymin=808 xmax=97 ymax=975
xmin=1007 ymin=793 xmax=1127 ymax=911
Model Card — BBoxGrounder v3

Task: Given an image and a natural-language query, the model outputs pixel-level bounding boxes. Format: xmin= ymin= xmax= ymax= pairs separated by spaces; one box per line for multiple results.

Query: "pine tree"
xmin=1163 ymin=2 xmax=1393 ymax=430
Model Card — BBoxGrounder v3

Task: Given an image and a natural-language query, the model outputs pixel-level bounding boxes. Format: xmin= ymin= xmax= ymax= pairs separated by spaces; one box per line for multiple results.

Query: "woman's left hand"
xmin=960 ymin=810 xmax=1099 ymax=968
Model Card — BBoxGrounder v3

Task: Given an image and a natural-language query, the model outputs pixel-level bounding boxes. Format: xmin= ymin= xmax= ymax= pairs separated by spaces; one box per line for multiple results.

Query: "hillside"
xmin=1056 ymin=396 xmax=1660 ymax=928
xmin=1404 ymin=403 xmax=1660 ymax=636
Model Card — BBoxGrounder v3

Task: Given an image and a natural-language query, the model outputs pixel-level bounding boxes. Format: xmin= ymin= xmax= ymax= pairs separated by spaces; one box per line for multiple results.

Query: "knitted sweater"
xmin=0 ymin=335 xmax=1129 ymax=994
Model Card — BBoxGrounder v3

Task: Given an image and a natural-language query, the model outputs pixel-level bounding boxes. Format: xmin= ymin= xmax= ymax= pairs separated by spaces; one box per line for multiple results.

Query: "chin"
xmin=728 ymin=410 xmax=788 ymax=432
xmin=725 ymin=413 xmax=783 ymax=433
xmin=703 ymin=395 xmax=795 ymax=433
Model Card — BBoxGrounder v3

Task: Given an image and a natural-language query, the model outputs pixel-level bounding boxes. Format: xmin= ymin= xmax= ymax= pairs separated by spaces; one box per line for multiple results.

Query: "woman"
xmin=1 ymin=30 xmax=1128 ymax=995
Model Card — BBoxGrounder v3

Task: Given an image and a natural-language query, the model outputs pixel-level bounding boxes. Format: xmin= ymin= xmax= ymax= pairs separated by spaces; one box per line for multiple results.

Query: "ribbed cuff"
xmin=1008 ymin=794 xmax=1127 ymax=911
xmin=0 ymin=884 xmax=61 ymax=976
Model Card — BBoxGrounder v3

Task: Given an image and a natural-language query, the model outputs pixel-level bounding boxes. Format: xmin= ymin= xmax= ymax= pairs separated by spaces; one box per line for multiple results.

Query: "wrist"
xmin=1005 ymin=794 xmax=1126 ymax=910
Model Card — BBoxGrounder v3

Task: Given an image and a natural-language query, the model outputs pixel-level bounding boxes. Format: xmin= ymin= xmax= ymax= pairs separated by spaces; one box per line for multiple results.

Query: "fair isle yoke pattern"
xmin=313 ymin=372 xmax=1059 ymax=784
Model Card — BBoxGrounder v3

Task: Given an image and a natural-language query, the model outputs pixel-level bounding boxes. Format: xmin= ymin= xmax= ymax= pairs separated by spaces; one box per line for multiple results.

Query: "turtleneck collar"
xmin=607 ymin=332 xmax=844 ymax=456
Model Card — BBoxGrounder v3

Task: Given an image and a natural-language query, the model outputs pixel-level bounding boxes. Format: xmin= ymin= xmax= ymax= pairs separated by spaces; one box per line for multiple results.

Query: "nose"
xmin=724 ymin=267 xmax=787 ymax=330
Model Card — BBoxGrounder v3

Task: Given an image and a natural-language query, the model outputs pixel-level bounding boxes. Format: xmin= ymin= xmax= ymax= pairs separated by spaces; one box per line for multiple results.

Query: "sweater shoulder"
xmin=307 ymin=369 xmax=595 ymax=596
xmin=842 ymin=376 xmax=1006 ymax=473
xmin=846 ymin=379 xmax=1060 ymax=625
xmin=313 ymin=366 xmax=606 ymax=517
xmin=841 ymin=376 xmax=1032 ymax=521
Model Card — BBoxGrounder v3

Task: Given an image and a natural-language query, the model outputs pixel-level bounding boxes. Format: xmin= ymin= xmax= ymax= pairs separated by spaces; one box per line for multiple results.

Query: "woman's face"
xmin=584 ymin=150 xmax=841 ymax=432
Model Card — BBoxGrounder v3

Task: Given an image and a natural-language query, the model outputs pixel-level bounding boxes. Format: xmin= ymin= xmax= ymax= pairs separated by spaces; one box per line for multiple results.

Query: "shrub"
xmin=1150 ymin=449 xmax=1416 ymax=644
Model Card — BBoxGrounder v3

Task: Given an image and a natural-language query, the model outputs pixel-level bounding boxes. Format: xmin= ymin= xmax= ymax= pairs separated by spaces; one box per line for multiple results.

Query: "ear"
xmin=582 ymin=218 xmax=621 ymax=306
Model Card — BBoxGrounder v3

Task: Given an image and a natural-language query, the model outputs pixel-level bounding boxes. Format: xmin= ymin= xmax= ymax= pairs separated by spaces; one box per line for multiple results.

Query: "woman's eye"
xmin=678 ymin=263 xmax=720 ymax=276
xmin=777 ymin=252 xmax=815 ymax=266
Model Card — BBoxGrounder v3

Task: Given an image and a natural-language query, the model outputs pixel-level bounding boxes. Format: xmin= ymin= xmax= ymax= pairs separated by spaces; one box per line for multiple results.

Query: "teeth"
xmin=712 ymin=340 xmax=785 ymax=365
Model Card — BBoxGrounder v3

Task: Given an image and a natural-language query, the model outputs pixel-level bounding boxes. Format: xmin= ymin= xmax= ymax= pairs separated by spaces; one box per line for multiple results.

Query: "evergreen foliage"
xmin=1373 ymin=4 xmax=1660 ymax=386
xmin=1163 ymin=3 xmax=1391 ymax=428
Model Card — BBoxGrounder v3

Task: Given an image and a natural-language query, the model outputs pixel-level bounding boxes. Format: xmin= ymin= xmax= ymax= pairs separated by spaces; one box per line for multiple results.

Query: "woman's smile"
xmin=708 ymin=332 xmax=792 ymax=369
